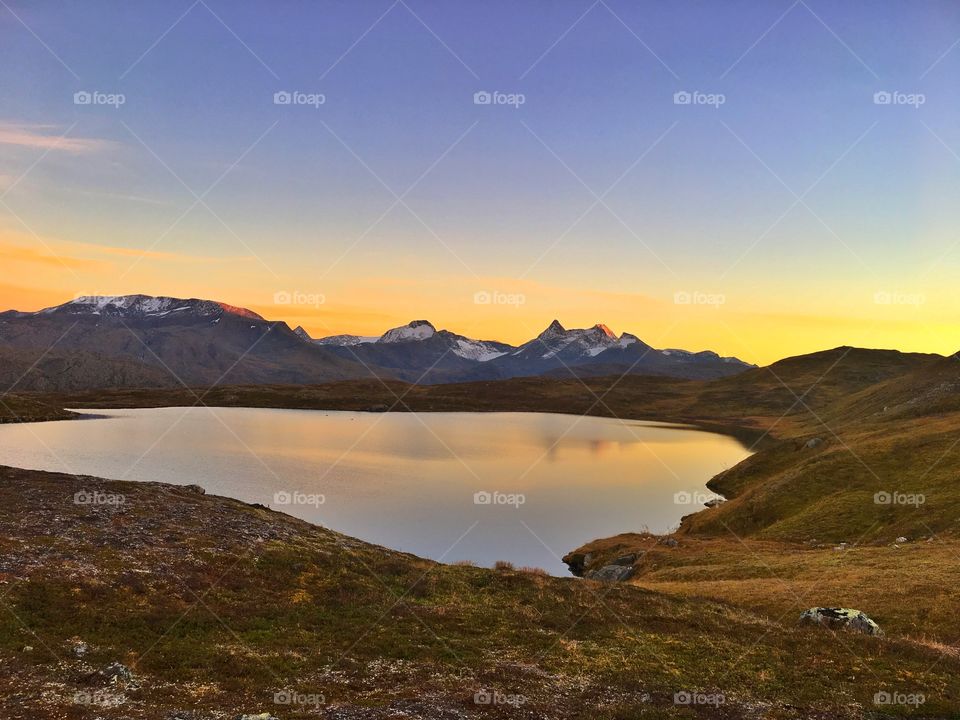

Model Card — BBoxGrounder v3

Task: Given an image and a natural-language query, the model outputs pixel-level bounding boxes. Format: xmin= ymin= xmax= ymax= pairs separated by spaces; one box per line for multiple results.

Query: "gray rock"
xmin=660 ymin=538 xmax=679 ymax=548
xmin=704 ymin=497 xmax=725 ymax=508
xmin=799 ymin=607 xmax=882 ymax=636
xmin=102 ymin=662 xmax=134 ymax=683
xmin=184 ymin=484 xmax=205 ymax=495
xmin=237 ymin=715 xmax=278 ymax=720
xmin=805 ymin=437 xmax=824 ymax=449
xmin=895 ymin=536 xmax=908 ymax=544
xmin=72 ymin=641 xmax=89 ymax=658
xmin=612 ymin=553 xmax=637 ymax=566
xmin=586 ymin=564 xmax=635 ymax=582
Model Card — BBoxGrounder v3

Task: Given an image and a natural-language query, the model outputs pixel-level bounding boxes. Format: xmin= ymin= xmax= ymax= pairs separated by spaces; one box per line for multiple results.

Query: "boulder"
xmin=184 ymin=484 xmax=205 ymax=495
xmin=805 ymin=437 xmax=824 ymax=449
xmin=102 ymin=662 xmax=134 ymax=683
xmin=586 ymin=564 xmax=635 ymax=582
xmin=611 ymin=553 xmax=637 ymax=566
xmin=799 ymin=607 xmax=882 ymax=636
xmin=562 ymin=551 xmax=593 ymax=577
xmin=660 ymin=538 xmax=679 ymax=548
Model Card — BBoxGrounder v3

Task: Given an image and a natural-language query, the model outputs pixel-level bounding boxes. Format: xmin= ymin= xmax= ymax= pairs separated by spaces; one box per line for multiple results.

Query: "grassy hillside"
xmin=1 ymin=465 xmax=957 ymax=718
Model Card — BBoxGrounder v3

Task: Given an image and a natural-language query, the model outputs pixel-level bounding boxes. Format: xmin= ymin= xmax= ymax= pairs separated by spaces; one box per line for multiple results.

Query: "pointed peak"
xmin=293 ymin=325 xmax=312 ymax=341
xmin=538 ymin=319 xmax=566 ymax=339
xmin=592 ymin=323 xmax=616 ymax=338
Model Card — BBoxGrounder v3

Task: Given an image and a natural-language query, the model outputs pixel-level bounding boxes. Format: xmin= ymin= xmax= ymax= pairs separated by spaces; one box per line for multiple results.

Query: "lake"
xmin=0 ymin=408 xmax=751 ymax=574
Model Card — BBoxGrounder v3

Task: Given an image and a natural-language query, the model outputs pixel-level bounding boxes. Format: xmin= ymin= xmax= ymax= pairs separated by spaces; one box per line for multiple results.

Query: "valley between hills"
xmin=3 ymin=344 xmax=960 ymax=716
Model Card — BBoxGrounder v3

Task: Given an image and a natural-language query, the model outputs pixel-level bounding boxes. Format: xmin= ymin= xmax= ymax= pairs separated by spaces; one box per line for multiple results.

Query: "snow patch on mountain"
xmin=315 ymin=334 xmax=378 ymax=346
xmin=379 ymin=320 xmax=436 ymax=344
xmin=453 ymin=338 xmax=508 ymax=362
xmin=42 ymin=295 xmax=264 ymax=320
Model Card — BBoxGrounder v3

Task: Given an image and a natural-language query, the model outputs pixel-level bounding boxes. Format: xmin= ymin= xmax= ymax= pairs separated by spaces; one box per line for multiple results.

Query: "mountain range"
xmin=0 ymin=294 xmax=754 ymax=391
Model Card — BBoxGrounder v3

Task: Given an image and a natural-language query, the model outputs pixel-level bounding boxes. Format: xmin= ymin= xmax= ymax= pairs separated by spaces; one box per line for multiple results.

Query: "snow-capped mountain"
xmin=41 ymin=295 xmax=264 ymax=320
xmin=315 ymin=320 xmax=515 ymax=382
xmin=311 ymin=318 xmax=753 ymax=382
xmin=0 ymin=295 xmax=377 ymax=390
xmin=0 ymin=295 xmax=755 ymax=390
xmin=379 ymin=320 xmax=437 ymax=343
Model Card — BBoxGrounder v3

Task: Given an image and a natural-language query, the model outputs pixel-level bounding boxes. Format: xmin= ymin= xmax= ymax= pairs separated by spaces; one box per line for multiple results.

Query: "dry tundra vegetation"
xmin=3 ymin=346 xmax=960 ymax=717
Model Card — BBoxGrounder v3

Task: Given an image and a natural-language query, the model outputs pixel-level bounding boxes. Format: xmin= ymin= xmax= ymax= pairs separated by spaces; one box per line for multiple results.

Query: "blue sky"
xmin=2 ymin=1 xmax=960 ymax=361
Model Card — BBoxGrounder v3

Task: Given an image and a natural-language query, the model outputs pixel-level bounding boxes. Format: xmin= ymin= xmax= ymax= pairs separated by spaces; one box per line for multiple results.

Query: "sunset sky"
xmin=3 ymin=1 xmax=960 ymax=364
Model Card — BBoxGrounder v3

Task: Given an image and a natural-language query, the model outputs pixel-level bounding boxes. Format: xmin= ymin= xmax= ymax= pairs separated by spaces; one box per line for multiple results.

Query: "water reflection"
xmin=0 ymin=408 xmax=751 ymax=574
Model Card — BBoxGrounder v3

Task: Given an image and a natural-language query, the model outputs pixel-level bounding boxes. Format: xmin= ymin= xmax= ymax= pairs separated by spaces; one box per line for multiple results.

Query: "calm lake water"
xmin=0 ymin=408 xmax=751 ymax=574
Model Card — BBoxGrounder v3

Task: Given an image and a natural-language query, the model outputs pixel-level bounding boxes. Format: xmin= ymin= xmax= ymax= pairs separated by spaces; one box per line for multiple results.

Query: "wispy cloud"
xmin=0 ymin=242 xmax=104 ymax=269
xmin=0 ymin=123 xmax=111 ymax=154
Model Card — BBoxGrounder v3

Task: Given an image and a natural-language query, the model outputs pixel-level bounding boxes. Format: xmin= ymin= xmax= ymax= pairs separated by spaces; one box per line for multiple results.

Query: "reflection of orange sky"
xmin=2 ymin=227 xmax=959 ymax=366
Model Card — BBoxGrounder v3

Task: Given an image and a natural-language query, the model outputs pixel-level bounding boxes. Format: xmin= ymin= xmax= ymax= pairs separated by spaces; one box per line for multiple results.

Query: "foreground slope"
xmin=0 ymin=465 xmax=956 ymax=718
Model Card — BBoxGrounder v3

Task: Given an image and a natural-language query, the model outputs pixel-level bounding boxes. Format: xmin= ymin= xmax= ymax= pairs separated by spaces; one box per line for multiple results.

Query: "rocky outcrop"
xmin=799 ymin=607 xmax=882 ymax=636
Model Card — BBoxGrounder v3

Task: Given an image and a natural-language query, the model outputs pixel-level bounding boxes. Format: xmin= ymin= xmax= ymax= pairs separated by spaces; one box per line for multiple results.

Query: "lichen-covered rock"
xmin=586 ymin=564 xmax=635 ymax=582
xmin=799 ymin=607 xmax=882 ymax=636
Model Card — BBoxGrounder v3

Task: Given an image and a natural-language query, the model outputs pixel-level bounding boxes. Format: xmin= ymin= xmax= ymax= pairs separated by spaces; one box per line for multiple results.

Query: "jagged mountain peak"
xmin=293 ymin=326 xmax=312 ymax=342
xmin=538 ymin=319 xmax=566 ymax=339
